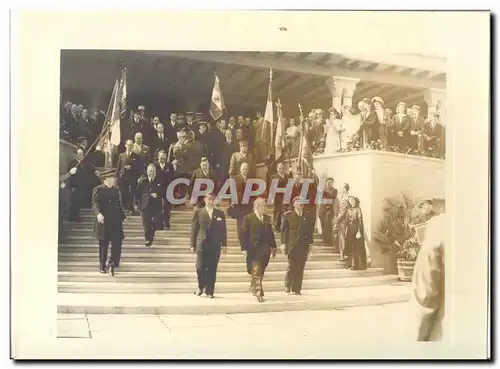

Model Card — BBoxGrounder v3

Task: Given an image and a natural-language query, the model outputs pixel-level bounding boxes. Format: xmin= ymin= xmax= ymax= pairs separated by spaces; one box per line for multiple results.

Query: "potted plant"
xmin=374 ymin=193 xmax=423 ymax=281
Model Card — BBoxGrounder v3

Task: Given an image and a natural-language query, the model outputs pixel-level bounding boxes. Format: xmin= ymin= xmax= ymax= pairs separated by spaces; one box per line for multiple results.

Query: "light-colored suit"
xmin=411 ymin=213 xmax=446 ymax=341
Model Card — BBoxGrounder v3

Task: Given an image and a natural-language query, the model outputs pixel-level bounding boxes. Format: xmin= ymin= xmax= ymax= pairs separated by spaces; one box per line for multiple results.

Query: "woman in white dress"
xmin=323 ymin=108 xmax=343 ymax=154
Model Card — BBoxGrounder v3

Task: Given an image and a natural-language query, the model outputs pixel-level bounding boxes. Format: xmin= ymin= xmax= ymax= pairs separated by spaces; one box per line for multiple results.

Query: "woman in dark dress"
xmin=344 ymin=196 xmax=367 ymax=270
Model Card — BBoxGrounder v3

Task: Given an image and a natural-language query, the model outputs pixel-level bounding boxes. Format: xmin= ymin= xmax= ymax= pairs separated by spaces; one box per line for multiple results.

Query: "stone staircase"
xmin=58 ymin=205 xmax=411 ymax=314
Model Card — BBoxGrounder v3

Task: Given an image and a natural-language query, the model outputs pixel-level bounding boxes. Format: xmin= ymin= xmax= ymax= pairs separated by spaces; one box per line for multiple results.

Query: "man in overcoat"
xmin=280 ymin=198 xmax=314 ymax=295
xmin=190 ymin=193 xmax=227 ymax=298
xmin=241 ymin=197 xmax=277 ymax=302
xmin=92 ymin=171 xmax=126 ymax=276
xmin=116 ymin=139 xmax=142 ymax=214
xmin=135 ymin=164 xmax=163 ymax=247
xmin=154 ymin=150 xmax=175 ymax=230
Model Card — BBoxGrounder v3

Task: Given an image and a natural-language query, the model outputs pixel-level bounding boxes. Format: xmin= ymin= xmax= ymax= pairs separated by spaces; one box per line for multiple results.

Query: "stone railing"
xmin=312 ymin=150 xmax=445 ymax=273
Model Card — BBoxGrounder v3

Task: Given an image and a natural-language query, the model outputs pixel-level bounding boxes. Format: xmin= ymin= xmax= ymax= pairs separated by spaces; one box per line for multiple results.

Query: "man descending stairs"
xmin=58 ymin=201 xmax=411 ymax=314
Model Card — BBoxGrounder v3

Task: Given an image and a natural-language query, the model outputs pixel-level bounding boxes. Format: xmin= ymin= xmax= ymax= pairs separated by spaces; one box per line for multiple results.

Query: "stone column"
xmin=327 ymin=76 xmax=360 ymax=111
xmin=424 ymin=88 xmax=445 ymax=121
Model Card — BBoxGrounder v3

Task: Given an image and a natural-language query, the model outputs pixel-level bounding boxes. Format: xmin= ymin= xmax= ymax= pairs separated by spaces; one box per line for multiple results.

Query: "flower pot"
xmin=396 ymin=258 xmax=416 ymax=282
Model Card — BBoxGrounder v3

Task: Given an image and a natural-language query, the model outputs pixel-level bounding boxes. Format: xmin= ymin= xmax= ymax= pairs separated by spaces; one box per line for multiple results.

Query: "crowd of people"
xmin=59 ymin=96 xmax=445 ymax=270
xmin=58 ymin=96 xmax=445 ymax=336
xmin=285 ymin=97 xmax=446 ymax=159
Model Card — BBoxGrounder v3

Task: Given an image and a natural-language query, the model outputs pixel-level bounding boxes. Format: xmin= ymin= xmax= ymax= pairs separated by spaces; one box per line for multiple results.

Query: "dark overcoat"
xmin=92 ymin=184 xmax=126 ymax=240
xmin=241 ymin=213 xmax=277 ymax=274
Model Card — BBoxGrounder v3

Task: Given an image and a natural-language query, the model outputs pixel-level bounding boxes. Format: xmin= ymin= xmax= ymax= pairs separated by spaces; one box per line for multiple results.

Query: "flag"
xmin=297 ymin=102 xmax=313 ymax=176
xmin=98 ymin=68 xmax=127 ymax=168
xmin=262 ymin=69 xmax=273 ymax=148
xmin=119 ymin=67 xmax=127 ymax=116
xmin=210 ymin=74 xmax=226 ymax=120
xmin=274 ymin=98 xmax=286 ymax=158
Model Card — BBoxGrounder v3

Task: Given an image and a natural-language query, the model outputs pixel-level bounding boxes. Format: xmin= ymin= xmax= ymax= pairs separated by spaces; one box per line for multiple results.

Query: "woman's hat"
xmin=371 ymin=96 xmax=384 ymax=105
xmin=362 ymin=98 xmax=372 ymax=105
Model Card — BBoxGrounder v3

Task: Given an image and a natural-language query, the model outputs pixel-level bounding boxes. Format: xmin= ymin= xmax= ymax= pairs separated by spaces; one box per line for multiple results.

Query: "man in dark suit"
xmin=154 ymin=150 xmax=174 ymax=230
xmin=190 ymin=157 xmax=218 ymax=208
xmin=423 ymin=112 xmax=444 ymax=154
xmin=165 ymin=112 xmax=180 ymax=142
xmin=218 ymin=129 xmax=238 ymax=184
xmin=190 ymin=193 xmax=227 ymax=298
xmin=231 ymin=162 xmax=254 ymax=250
xmin=269 ymin=162 xmax=290 ymax=232
xmin=241 ymin=197 xmax=277 ymax=302
xmin=280 ymin=198 xmax=314 ymax=295
xmin=409 ymin=105 xmax=426 ymax=151
xmin=135 ymin=164 xmax=163 ymax=247
xmin=318 ymin=177 xmax=339 ymax=246
xmin=116 ymin=140 xmax=141 ymax=214
xmin=92 ymin=171 xmax=126 ymax=276
xmin=78 ymin=109 xmax=94 ymax=142
xmin=67 ymin=147 xmax=99 ymax=222
xmin=151 ymin=123 xmax=171 ymax=162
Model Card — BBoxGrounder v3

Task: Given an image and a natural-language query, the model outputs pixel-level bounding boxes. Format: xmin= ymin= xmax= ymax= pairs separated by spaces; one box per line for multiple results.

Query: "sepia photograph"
xmin=11 ymin=10 xmax=490 ymax=360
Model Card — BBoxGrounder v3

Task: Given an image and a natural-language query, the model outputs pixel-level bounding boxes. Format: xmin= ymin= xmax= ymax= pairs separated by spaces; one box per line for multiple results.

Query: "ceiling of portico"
xmin=61 ymin=50 xmax=442 ymax=116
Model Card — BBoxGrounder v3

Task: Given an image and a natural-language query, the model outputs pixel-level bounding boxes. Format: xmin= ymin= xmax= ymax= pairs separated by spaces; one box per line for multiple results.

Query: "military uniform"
xmin=229 ymin=151 xmax=255 ymax=177
xmin=281 ymin=210 xmax=314 ymax=294
xmin=92 ymin=181 xmax=126 ymax=272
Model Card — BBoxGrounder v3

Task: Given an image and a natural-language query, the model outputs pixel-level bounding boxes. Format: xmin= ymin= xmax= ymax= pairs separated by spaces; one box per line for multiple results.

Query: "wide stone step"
xmin=58 ymin=243 xmax=333 ymax=254
xmin=58 ymin=268 xmax=381 ymax=283
xmin=57 ymin=284 xmax=411 ymax=314
xmin=58 ymin=252 xmax=340 ymax=263
xmin=57 ymin=275 xmax=399 ymax=294
xmin=58 ymin=260 xmax=346 ymax=272
xmin=59 ymin=237 xmax=327 ymax=248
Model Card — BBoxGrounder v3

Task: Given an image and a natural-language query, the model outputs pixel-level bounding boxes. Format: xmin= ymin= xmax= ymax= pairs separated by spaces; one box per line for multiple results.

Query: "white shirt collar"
xmin=206 ymin=207 xmax=214 ymax=217
xmin=254 ymin=211 xmax=263 ymax=221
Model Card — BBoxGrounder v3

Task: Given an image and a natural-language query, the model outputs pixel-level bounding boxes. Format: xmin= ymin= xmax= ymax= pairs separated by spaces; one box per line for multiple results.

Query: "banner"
xmin=210 ymin=74 xmax=226 ymax=120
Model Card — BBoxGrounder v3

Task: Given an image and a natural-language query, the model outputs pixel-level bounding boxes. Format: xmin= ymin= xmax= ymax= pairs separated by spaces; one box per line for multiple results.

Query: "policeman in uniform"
xmin=92 ymin=171 xmax=126 ymax=276
xmin=280 ymin=197 xmax=314 ymax=295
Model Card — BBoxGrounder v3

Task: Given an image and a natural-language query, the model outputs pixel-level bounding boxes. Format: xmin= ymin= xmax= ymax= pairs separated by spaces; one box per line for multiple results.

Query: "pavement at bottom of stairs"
xmin=56 ymin=301 xmax=423 ymax=359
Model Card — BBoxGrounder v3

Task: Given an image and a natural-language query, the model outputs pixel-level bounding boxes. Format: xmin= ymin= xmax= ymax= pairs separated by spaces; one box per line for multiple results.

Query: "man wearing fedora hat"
xmin=92 ymin=171 xmax=126 ymax=276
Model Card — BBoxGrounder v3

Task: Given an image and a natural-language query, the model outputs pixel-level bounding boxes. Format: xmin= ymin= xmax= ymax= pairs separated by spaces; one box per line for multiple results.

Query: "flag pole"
xmin=269 ymin=69 xmax=273 ymax=151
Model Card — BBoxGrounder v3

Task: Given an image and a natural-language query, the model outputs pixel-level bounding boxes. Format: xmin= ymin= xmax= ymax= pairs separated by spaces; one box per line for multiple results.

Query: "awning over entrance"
xmin=61 ymin=50 xmax=445 ymax=119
